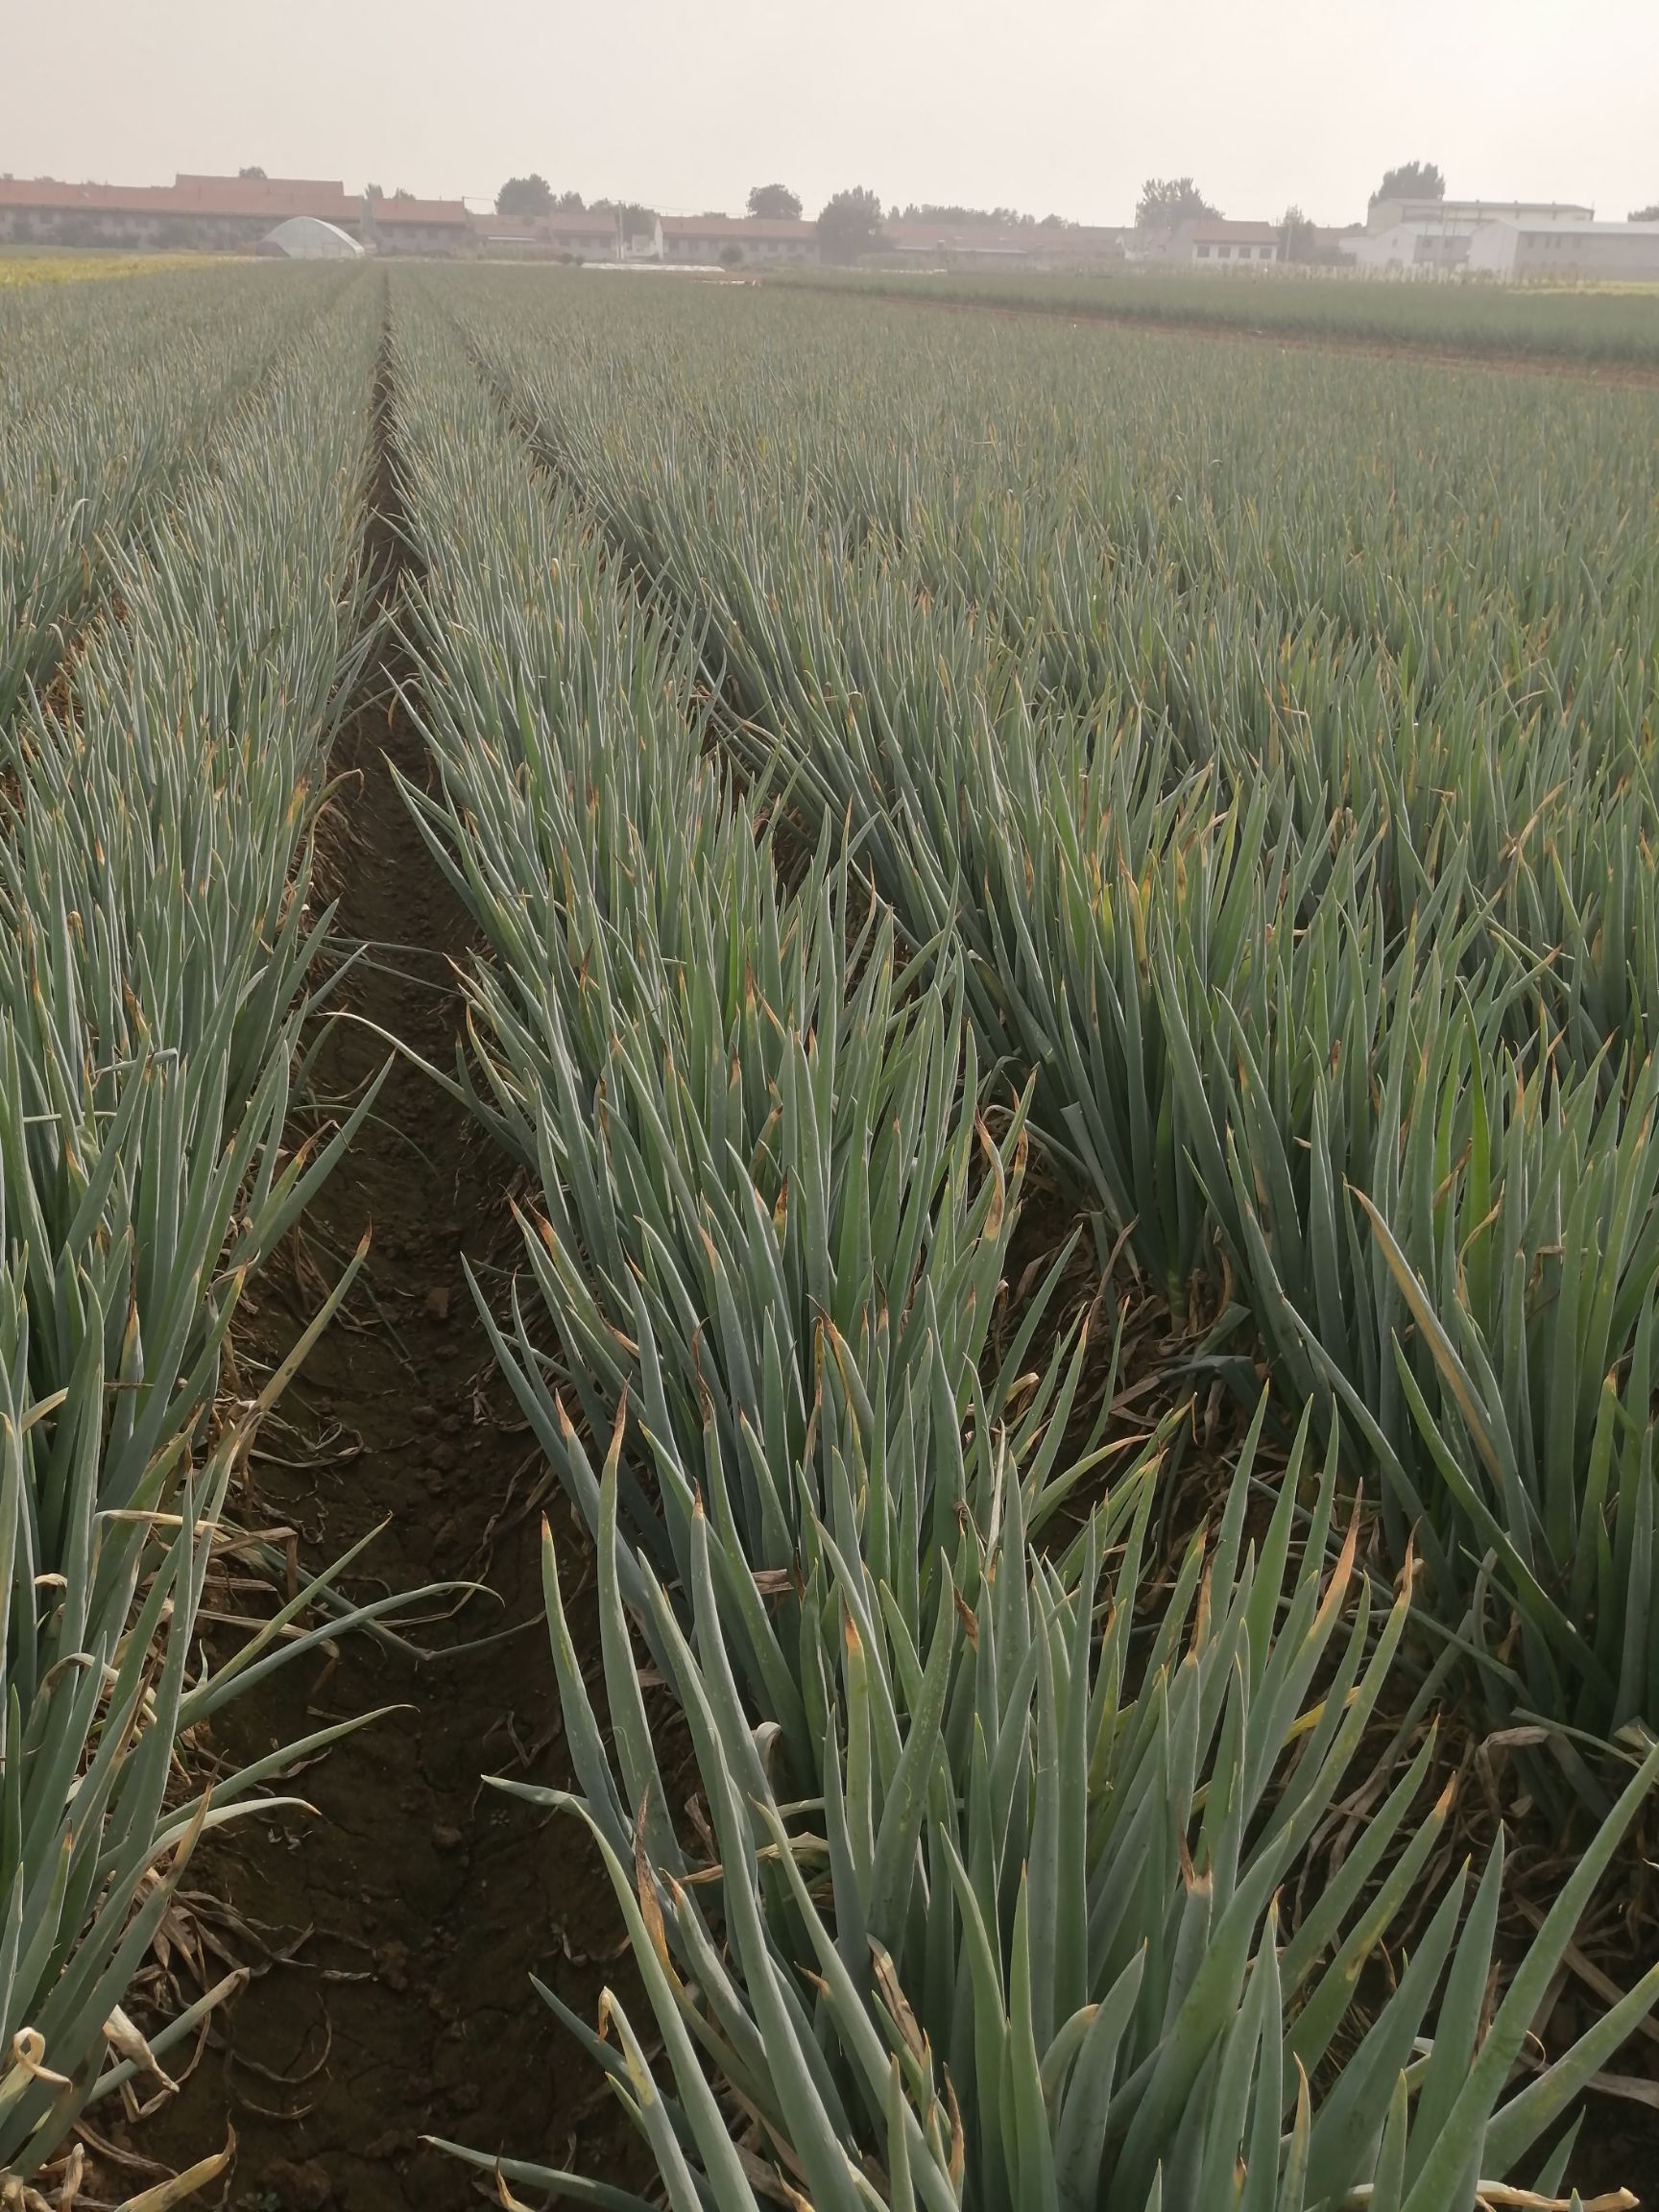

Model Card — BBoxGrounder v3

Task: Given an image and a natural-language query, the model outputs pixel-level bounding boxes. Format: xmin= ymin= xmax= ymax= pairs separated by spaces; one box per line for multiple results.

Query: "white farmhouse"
xmin=1164 ymin=220 xmax=1281 ymax=269
xmin=1347 ymin=215 xmax=1480 ymax=272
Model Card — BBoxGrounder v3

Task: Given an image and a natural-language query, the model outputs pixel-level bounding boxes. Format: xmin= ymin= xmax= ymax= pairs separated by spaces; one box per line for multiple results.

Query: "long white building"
xmin=1364 ymin=194 xmax=1594 ymax=236
xmin=1466 ymin=219 xmax=1659 ymax=281
xmin=1344 ymin=195 xmax=1646 ymax=276
xmin=1345 ymin=196 xmax=1608 ymax=275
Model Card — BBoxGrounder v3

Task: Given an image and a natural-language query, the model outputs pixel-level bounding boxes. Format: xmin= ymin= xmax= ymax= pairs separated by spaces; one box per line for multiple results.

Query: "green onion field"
xmin=4 ymin=259 xmax=1659 ymax=2212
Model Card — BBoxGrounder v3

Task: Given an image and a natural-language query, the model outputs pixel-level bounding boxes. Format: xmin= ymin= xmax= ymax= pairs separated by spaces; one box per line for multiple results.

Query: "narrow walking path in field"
xmin=140 ymin=305 xmax=639 ymax=2212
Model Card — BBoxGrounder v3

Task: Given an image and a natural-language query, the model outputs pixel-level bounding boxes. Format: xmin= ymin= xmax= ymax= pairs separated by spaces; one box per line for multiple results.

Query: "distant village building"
xmin=1465 ymin=219 xmax=1659 ymax=282
xmin=15 ymin=170 xmax=1634 ymax=285
xmin=880 ymin=221 xmax=1040 ymax=266
xmin=877 ymin=220 xmax=1133 ymax=269
xmin=1336 ymin=197 xmax=1659 ymax=279
xmin=1163 ymin=220 xmax=1282 ymax=268
xmin=661 ymin=216 xmax=819 ymax=265
xmin=469 ymin=208 xmax=661 ymax=261
xmin=365 ymin=193 xmax=473 ymax=255
xmin=0 ymin=174 xmax=471 ymax=253
xmin=1364 ymin=194 xmax=1595 ymax=238
xmin=1346 ymin=214 xmax=1481 ymax=273
xmin=545 ymin=209 xmax=632 ymax=260
xmin=1057 ymin=226 xmax=1139 ymax=264
xmin=1349 ymin=198 xmax=1598 ymax=273
xmin=1052 ymin=226 xmax=1137 ymax=265
xmin=472 ymin=211 xmax=1132 ymax=273
xmin=0 ymin=174 xmax=360 ymax=251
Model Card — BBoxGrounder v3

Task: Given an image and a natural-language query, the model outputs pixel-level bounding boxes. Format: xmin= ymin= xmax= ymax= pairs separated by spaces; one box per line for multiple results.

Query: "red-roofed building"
xmin=469 ymin=206 xmax=633 ymax=260
xmin=173 ymin=174 xmax=356 ymax=219
xmin=0 ymin=173 xmax=471 ymax=255
xmin=0 ymin=173 xmax=358 ymax=250
xmin=848 ymin=219 xmax=1135 ymax=271
xmin=1163 ymin=219 xmax=1282 ymax=268
xmin=661 ymin=215 xmax=820 ymax=265
xmin=366 ymin=193 xmax=474 ymax=255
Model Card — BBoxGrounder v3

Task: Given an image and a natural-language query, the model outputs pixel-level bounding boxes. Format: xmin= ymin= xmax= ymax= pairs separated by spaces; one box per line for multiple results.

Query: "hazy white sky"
xmin=6 ymin=0 xmax=1655 ymax=226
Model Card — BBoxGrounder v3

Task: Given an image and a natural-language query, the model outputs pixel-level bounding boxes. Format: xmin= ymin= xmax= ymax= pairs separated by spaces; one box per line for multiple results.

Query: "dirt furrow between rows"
xmin=134 ymin=299 xmax=640 ymax=2212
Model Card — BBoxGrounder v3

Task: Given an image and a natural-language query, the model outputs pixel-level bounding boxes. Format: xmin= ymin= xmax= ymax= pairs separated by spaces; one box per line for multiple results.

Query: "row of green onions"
xmin=463 ymin=271 xmax=1659 ymax=1781
xmin=1 ymin=269 xmax=390 ymax=2181
xmin=386 ymin=272 xmax=1659 ymax=2208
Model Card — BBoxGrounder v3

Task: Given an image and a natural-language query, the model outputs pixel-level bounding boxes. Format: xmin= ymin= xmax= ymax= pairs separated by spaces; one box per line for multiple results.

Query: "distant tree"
xmin=1280 ymin=204 xmax=1318 ymax=261
xmin=747 ymin=182 xmax=802 ymax=220
xmin=1136 ymin=177 xmax=1218 ymax=228
xmin=553 ymin=189 xmax=585 ymax=211
xmin=392 ymin=187 xmax=414 ymax=201
xmin=898 ymin=203 xmax=1037 ymax=228
xmin=497 ymin=174 xmax=554 ymax=217
xmin=1375 ymin=160 xmax=1445 ymax=204
xmin=590 ymin=199 xmax=657 ymax=239
xmin=1631 ymin=202 xmax=1659 ymax=222
xmin=817 ymin=185 xmax=885 ymax=263
xmin=719 ymin=242 xmax=745 ymax=267
xmin=239 ymin=165 xmax=266 ymax=180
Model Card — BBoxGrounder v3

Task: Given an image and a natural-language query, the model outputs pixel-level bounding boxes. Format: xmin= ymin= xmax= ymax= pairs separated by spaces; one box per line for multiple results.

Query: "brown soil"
xmin=129 ymin=316 xmax=646 ymax=2212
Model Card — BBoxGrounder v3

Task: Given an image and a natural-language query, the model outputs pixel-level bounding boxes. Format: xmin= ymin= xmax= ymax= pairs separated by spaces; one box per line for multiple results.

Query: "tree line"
xmin=492 ymin=162 xmax=1658 ymax=264
xmin=496 ymin=176 xmax=806 ymax=222
xmin=493 ymin=175 xmax=881 ymax=258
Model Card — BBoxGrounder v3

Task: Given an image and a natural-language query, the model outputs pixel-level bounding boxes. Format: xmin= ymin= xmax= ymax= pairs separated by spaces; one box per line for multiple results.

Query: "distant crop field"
xmin=771 ymin=260 xmax=1659 ymax=366
xmin=0 ymin=247 xmax=204 ymax=287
